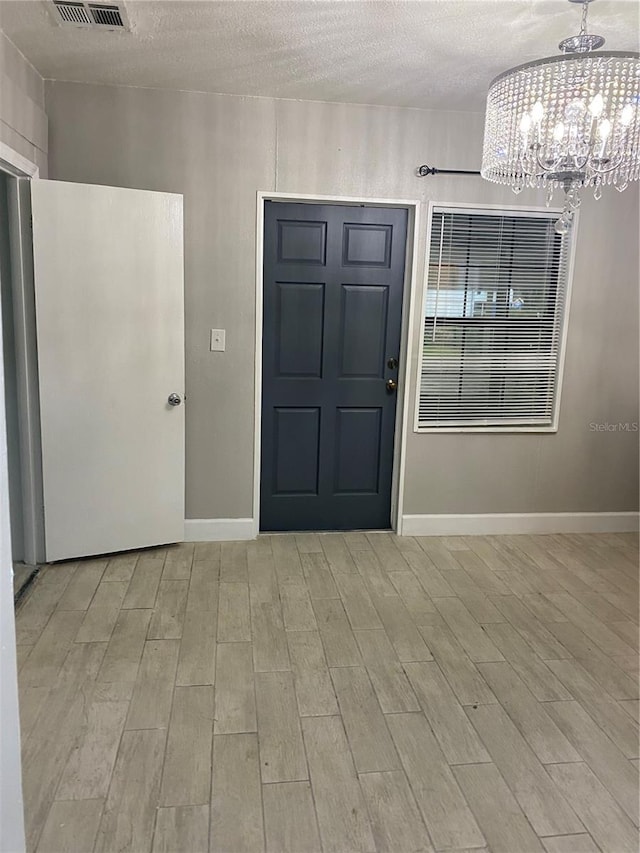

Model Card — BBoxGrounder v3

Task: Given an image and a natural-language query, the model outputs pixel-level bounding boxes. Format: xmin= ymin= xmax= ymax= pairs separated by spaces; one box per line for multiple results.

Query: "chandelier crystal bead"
xmin=481 ymin=0 xmax=639 ymax=232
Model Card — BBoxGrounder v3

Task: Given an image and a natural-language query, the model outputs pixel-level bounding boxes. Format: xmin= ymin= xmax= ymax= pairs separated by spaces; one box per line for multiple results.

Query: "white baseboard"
xmin=401 ymin=512 xmax=640 ymax=537
xmin=184 ymin=518 xmax=257 ymax=542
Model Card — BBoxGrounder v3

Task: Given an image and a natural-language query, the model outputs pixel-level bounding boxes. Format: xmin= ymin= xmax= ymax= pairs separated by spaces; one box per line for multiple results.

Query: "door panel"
xmin=31 ymin=179 xmax=184 ymax=561
xmin=261 ymin=202 xmax=407 ymax=531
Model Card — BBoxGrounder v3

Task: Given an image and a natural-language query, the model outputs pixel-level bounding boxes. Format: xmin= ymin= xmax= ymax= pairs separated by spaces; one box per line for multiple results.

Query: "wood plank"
xmin=121 ymin=553 xmax=164 ymax=609
xmin=334 ymin=573 xmax=383 ymax=630
xmin=403 ymin=551 xmax=455 ymax=596
xmin=214 ymin=642 xmax=256 ymax=734
xmin=370 ymin=594 xmax=432 ymax=661
xmin=125 ymin=639 xmax=179 ymax=730
xmin=186 ymin=565 xmax=218 ymax=612
xmin=610 ymin=620 xmax=640 ymax=652
xmin=416 ymin=538 xmax=462 ymax=572
xmin=542 ymin=835 xmax=600 ymax=853
xmin=320 ymin=533 xmax=358 ymax=573
xmin=330 ymin=666 xmax=400 ymax=772
xmin=404 ymin=661 xmax=490 ymax=763
xmin=453 ymin=551 xmax=512 ymax=595
xmin=279 ymin=582 xmax=317 ymax=631
xmin=176 ymin=609 xmax=216 ymax=686
xmin=476 ymin=662 xmax=580 ymax=763
xmin=545 ymin=699 xmax=639 ymax=825
xmin=546 ymin=592 xmax=636 ymax=657
xmin=418 ymin=624 xmax=496 ymax=706
xmin=354 ymin=629 xmax=420 ymax=713
xmin=602 ymin=591 xmax=639 ymax=622
xmin=98 ymin=609 xmax=152 ymax=683
xmin=163 ymin=543 xmax=194 ymax=580
xmin=311 ymin=598 xmax=361 ymax=667
xmin=262 ymin=781 xmax=321 ymax=853
xmin=286 ymin=630 xmax=338 ymax=716
xmin=250 ymin=581 xmax=290 ymax=672
xmin=571 ymin=589 xmax=631 ymax=624
xmin=301 ymin=552 xmax=339 ymax=598
xmin=387 ymin=571 xmax=437 ymax=623
xmin=453 ymin=763 xmax=544 ymax=853
xmin=18 ymin=684 xmax=50 ymax=743
xmin=15 ymin=563 xmax=77 ymax=644
xmin=483 ymin=621 xmax=571 ymax=701
xmin=94 ymin=729 xmax=166 ymax=853
xmin=358 ymin=770 xmax=432 ymax=853
xmin=295 ymin=532 xmax=323 ymax=553
xmin=466 ymin=702 xmax=584 ymax=836
xmin=519 ymin=593 xmax=569 ymax=626
xmin=217 ymin=582 xmax=251 ymax=642
xmin=546 ymin=762 xmax=638 ymax=853
xmin=211 ymin=734 xmax=264 ymax=853
xmin=56 ymin=694 xmax=129 ymax=799
xmin=271 ymin=535 xmax=304 ymax=584
xmin=489 ymin=594 xmax=571 ymax=660
xmin=248 ymin=538 xmax=277 ymax=586
xmin=386 ymin=712 xmax=484 ymax=851
xmin=147 ymin=579 xmax=188 ymax=640
xmin=443 ymin=571 xmax=505 ymax=623
xmin=194 ymin=540 xmax=221 ymax=564
xmin=546 ymin=659 xmax=639 ymax=758
xmin=159 ymin=686 xmax=214 ymax=806
xmin=353 ymin=550 xmax=397 ymax=597
xmin=75 ymin=580 xmax=129 ymax=643
xmin=255 ymin=671 xmax=307 ymax=782
xmin=20 ymin=609 xmax=85 ymax=687
xmin=152 ymin=806 xmax=209 ymax=853
xmin=22 ymin=644 xmax=106 ymax=851
xmin=102 ymin=552 xmax=138 ymax=583
xmin=366 ymin=532 xmax=409 ymax=572
xmin=343 ymin=531 xmax=372 ymax=553
xmin=433 ymin=597 xmax=504 ymax=663
xmin=220 ymin=541 xmax=248 ymax=582
xmin=56 ymin=559 xmax=107 ymax=610
xmin=545 ymin=620 xmax=638 ymax=700
xmin=36 ymin=800 xmax=104 ymax=853
xmin=620 ymin=699 xmax=639 ymax=723
xmin=301 ymin=715 xmax=375 ymax=853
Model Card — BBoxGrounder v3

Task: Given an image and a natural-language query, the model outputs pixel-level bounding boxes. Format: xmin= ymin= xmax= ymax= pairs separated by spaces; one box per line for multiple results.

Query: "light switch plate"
xmin=210 ymin=329 xmax=225 ymax=352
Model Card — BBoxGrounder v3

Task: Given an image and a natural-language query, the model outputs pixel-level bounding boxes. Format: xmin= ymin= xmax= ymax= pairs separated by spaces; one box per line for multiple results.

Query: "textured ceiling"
xmin=0 ymin=0 xmax=638 ymax=110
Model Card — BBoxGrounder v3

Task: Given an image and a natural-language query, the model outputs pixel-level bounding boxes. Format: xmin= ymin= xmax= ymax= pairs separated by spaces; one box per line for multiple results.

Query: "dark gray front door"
xmin=261 ymin=201 xmax=408 ymax=531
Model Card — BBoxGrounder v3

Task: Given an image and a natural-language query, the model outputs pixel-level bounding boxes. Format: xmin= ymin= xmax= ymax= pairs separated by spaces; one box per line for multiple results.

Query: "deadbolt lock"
xmin=387 ymin=357 xmax=398 ymax=370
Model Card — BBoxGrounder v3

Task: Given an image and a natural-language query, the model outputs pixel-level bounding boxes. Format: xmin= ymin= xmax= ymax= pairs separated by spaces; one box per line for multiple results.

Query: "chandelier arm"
xmin=589 ymin=154 xmax=625 ymax=176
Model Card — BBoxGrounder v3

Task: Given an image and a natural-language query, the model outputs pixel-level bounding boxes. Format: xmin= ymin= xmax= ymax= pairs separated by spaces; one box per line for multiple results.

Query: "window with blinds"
xmin=416 ymin=206 xmax=573 ymax=431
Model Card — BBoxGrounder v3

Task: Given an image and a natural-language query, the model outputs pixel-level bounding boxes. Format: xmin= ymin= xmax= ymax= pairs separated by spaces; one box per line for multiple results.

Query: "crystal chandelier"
xmin=481 ymin=0 xmax=640 ymax=233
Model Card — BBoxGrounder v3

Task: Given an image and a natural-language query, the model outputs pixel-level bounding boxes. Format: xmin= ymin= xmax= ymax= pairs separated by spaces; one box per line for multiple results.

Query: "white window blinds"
xmin=417 ymin=206 xmax=572 ymax=430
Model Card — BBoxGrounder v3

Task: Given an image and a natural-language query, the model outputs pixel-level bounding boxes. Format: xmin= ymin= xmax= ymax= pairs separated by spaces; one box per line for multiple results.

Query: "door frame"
xmin=0 ymin=142 xmax=44 ymax=566
xmin=254 ymin=191 xmax=421 ymax=537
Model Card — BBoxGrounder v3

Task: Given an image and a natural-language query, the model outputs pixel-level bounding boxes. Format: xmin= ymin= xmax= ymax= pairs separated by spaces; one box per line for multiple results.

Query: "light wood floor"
xmin=15 ymin=531 xmax=640 ymax=853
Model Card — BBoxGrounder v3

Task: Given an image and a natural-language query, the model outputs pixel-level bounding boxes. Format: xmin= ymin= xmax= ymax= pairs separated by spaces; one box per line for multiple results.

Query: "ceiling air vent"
xmin=49 ymin=1 xmax=130 ymax=30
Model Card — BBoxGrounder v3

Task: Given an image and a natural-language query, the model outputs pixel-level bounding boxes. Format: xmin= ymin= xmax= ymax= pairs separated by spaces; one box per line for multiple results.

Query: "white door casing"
xmin=31 ymin=179 xmax=185 ymax=561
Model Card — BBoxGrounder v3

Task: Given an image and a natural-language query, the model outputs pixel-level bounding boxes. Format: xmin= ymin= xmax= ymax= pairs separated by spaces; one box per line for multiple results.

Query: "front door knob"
xmin=167 ymin=393 xmax=182 ymax=407
xmin=386 ymin=379 xmax=398 ymax=394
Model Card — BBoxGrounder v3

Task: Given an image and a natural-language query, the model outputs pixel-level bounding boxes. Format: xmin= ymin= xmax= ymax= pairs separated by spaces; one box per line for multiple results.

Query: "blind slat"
xmin=418 ymin=207 xmax=570 ymax=429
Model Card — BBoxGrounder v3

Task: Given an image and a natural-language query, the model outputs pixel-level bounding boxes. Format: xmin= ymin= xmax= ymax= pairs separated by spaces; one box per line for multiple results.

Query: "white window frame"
xmin=414 ymin=201 xmax=578 ymax=434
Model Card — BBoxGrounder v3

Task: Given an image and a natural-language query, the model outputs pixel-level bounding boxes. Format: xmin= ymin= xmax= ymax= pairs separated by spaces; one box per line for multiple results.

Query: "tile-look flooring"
xmin=15 ymin=531 xmax=640 ymax=853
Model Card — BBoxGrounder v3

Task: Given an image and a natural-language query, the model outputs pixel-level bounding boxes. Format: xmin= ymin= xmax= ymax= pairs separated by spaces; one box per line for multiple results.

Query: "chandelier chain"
xmin=579 ymin=0 xmax=589 ymax=37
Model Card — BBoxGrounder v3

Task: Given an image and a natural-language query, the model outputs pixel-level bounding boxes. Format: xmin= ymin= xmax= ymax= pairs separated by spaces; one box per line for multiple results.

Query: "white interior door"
xmin=31 ymin=179 xmax=184 ymax=562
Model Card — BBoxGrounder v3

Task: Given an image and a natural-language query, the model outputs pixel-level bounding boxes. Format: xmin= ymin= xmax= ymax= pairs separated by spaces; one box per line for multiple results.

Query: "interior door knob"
xmin=167 ymin=393 xmax=182 ymax=407
xmin=386 ymin=379 xmax=398 ymax=394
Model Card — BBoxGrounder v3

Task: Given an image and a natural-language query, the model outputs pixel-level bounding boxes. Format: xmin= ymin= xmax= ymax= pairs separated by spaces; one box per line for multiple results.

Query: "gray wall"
xmin=0 ymin=26 xmax=47 ymax=174
xmin=45 ymin=80 xmax=640 ymax=521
